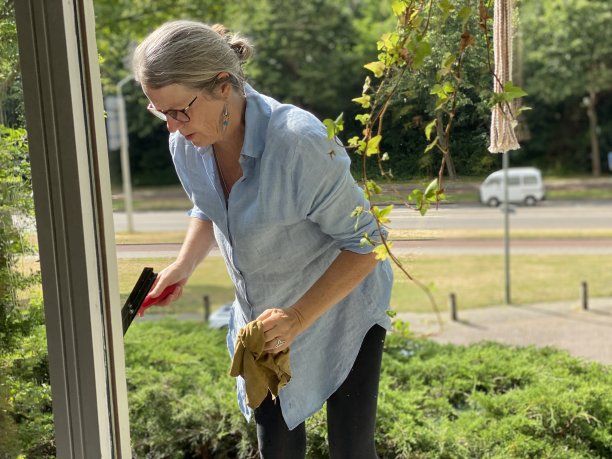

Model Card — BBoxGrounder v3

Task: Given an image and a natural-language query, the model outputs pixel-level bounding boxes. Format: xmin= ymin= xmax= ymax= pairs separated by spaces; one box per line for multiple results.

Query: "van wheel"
xmin=524 ymin=196 xmax=537 ymax=206
xmin=487 ymin=197 xmax=500 ymax=207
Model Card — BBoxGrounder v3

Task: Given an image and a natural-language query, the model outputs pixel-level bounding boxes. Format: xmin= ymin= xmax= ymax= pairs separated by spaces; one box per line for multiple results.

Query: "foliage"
xmin=1 ymin=314 xmax=54 ymax=458
xmin=521 ymin=0 xmax=612 ymax=176
xmin=94 ymin=0 xmax=395 ymax=186
xmin=124 ymin=320 xmax=258 ymax=458
xmin=119 ymin=320 xmax=612 ymax=458
xmin=0 ymin=369 xmax=20 ymax=458
xmin=0 ymin=125 xmax=50 ymax=458
xmin=235 ymin=0 xmax=379 ymax=120
xmin=0 ymin=0 xmax=22 ymax=127
xmin=0 ymin=125 xmax=36 ymax=352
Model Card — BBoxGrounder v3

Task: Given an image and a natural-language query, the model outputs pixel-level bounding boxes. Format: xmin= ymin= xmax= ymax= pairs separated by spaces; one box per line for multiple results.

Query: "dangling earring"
xmin=222 ymin=103 xmax=229 ymax=132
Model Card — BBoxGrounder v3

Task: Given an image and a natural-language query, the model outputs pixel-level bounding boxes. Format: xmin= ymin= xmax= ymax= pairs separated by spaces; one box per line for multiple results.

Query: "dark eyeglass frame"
xmin=147 ymin=95 xmax=198 ymax=122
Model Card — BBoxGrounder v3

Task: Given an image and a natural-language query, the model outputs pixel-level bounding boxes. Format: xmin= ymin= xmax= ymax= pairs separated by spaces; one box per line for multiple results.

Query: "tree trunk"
xmin=436 ymin=112 xmax=457 ymax=179
xmin=586 ymin=88 xmax=601 ymax=177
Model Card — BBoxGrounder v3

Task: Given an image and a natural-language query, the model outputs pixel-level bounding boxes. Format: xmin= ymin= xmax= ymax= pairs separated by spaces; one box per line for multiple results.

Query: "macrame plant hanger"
xmin=489 ymin=0 xmax=520 ymax=153
xmin=489 ymin=0 xmax=519 ymax=305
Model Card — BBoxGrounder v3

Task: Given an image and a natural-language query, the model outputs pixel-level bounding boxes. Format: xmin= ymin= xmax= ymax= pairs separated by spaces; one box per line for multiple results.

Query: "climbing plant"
xmin=324 ymin=0 xmax=527 ymax=319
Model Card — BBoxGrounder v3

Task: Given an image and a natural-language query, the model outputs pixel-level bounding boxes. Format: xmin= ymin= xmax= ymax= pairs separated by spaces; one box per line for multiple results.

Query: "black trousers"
xmin=254 ymin=324 xmax=386 ymax=459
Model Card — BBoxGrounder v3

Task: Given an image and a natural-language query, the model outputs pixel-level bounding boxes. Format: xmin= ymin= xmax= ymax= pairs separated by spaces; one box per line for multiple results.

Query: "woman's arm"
xmin=258 ymin=250 xmax=379 ymax=352
xmin=146 ymin=217 xmax=216 ymax=305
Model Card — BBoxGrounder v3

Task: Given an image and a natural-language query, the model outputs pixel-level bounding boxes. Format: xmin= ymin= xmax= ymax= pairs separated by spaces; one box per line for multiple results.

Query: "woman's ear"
xmin=219 ymin=81 xmax=232 ymax=99
xmin=216 ymin=72 xmax=232 ymax=99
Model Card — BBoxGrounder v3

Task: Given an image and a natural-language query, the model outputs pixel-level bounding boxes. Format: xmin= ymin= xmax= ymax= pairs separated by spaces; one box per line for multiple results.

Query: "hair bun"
xmin=211 ymin=23 xmax=253 ymax=62
xmin=211 ymin=23 xmax=229 ymax=38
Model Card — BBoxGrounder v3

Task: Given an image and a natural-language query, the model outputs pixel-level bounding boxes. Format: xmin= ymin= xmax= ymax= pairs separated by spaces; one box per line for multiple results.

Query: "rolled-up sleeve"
xmin=292 ymin=130 xmax=386 ymax=254
xmin=186 ymin=205 xmax=210 ymax=221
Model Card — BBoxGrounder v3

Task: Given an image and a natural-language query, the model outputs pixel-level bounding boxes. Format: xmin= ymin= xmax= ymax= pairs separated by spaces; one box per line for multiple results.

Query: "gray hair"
xmin=132 ymin=20 xmax=253 ymax=93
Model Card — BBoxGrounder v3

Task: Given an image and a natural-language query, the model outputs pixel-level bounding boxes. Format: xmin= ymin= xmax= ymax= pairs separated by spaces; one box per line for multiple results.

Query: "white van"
xmin=479 ymin=167 xmax=545 ymax=207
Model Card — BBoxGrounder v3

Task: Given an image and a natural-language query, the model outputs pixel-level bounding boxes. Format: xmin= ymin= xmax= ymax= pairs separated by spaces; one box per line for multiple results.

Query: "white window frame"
xmin=15 ymin=0 xmax=131 ymax=457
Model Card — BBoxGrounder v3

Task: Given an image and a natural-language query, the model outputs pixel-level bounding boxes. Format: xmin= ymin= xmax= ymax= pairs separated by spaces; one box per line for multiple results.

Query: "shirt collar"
xmin=240 ymin=83 xmax=271 ymax=159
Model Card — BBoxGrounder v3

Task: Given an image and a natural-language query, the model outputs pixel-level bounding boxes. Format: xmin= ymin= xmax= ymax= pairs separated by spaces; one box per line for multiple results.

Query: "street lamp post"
xmin=502 ymin=152 xmax=511 ymax=304
xmin=117 ymin=75 xmax=134 ymax=233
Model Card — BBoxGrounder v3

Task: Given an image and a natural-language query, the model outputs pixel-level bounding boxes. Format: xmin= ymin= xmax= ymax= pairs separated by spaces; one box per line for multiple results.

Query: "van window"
xmin=507 ymin=176 xmax=520 ymax=186
xmin=523 ymin=175 xmax=539 ymax=185
xmin=486 ymin=177 xmax=501 ymax=186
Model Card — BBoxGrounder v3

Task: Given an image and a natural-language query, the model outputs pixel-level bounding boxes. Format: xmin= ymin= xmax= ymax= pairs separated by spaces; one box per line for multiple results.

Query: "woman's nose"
xmin=166 ymin=117 xmax=183 ymax=133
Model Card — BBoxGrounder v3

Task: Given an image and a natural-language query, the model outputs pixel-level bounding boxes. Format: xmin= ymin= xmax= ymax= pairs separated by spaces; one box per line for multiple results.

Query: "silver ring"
xmin=274 ymin=338 xmax=286 ymax=348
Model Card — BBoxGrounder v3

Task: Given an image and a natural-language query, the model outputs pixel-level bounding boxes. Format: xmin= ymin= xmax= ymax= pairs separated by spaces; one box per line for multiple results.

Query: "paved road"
xmin=388 ymin=201 xmax=612 ymax=230
xmin=399 ymin=297 xmax=612 ymax=365
xmin=114 ymin=202 xmax=612 ymax=256
xmin=113 ymin=201 xmax=612 ymax=233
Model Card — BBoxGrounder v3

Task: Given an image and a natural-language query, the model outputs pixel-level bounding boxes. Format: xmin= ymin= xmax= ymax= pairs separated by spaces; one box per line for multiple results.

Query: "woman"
xmin=133 ymin=20 xmax=393 ymax=458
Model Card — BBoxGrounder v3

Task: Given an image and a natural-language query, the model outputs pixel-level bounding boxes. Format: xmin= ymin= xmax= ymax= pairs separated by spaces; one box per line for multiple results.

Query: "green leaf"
xmin=356 ymin=140 xmax=367 ymax=155
xmin=424 ymin=137 xmax=438 ymax=153
xmin=378 ymin=204 xmax=394 ymax=223
xmin=355 ymin=113 xmax=371 ymax=126
xmin=458 ymin=6 xmax=472 ymax=24
xmin=412 ymin=39 xmax=432 ymax=68
xmin=364 ymin=61 xmax=386 ymax=78
xmin=366 ymin=180 xmax=382 ymax=195
xmin=424 ymin=178 xmax=439 ymax=199
xmin=424 ymin=119 xmax=437 ymax=141
xmin=373 ymin=242 xmax=392 ymax=261
xmin=360 ymin=234 xmax=374 ymax=247
xmin=516 ymin=106 xmax=532 ymax=116
xmin=443 ymin=81 xmax=455 ymax=94
xmin=362 ymin=76 xmax=371 ymax=95
xmin=322 ymin=119 xmax=336 ymax=140
xmin=408 ymin=188 xmax=423 ymax=201
xmin=391 ymin=0 xmax=407 ymax=17
xmin=323 ymin=113 xmax=344 ymax=139
xmin=365 ymin=135 xmax=382 ymax=156
xmin=334 ymin=112 xmax=344 ymax=132
xmin=430 ymin=84 xmax=444 ymax=96
xmin=439 ymin=0 xmax=454 ymax=21
xmin=352 ymin=95 xmax=371 ymax=108
xmin=377 ymin=32 xmax=399 ymax=52
xmin=501 ymin=81 xmax=528 ymax=101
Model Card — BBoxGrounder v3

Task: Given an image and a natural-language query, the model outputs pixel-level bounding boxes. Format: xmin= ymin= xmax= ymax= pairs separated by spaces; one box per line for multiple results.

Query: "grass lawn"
xmin=117 ymin=254 xmax=612 ymax=315
xmin=115 ymin=228 xmax=612 ymax=244
xmin=390 ymin=254 xmax=612 ymax=312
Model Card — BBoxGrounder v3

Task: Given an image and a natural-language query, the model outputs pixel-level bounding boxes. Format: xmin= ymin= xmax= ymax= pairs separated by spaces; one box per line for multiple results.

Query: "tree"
xmin=521 ymin=0 xmax=612 ymax=176
xmin=234 ymin=0 xmax=380 ymax=120
xmin=0 ymin=0 xmax=23 ymax=127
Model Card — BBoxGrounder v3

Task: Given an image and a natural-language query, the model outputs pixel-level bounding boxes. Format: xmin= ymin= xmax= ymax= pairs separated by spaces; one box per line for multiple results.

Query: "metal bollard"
xmin=580 ymin=281 xmax=588 ymax=310
xmin=203 ymin=295 xmax=210 ymax=322
xmin=449 ymin=293 xmax=458 ymax=321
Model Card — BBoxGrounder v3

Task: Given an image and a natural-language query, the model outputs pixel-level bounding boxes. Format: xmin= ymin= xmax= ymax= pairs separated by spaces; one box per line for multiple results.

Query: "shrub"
xmin=125 ymin=320 xmax=612 ymax=458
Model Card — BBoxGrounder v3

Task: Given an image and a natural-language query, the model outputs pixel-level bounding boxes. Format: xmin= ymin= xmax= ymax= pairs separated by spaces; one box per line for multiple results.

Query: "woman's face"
xmin=143 ymin=83 xmax=227 ymax=147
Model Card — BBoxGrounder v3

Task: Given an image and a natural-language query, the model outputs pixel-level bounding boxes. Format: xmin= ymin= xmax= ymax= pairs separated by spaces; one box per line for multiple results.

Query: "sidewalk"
xmin=398 ymin=297 xmax=612 ymax=365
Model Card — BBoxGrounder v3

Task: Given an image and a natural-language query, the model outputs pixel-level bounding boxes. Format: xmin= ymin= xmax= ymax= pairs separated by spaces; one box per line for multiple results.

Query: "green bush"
xmin=125 ymin=320 xmax=258 ymax=458
xmin=126 ymin=320 xmax=612 ymax=458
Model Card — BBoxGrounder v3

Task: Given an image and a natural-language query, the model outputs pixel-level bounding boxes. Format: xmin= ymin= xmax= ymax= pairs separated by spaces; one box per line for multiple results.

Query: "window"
xmin=15 ymin=1 xmax=131 ymax=456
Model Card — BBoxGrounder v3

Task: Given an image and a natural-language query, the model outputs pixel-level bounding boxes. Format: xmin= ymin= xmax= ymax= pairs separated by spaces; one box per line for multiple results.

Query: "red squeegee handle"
xmin=139 ymin=283 xmax=179 ymax=316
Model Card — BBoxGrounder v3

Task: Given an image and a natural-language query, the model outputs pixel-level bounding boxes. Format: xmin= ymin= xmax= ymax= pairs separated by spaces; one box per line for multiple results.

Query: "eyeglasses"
xmin=147 ymin=95 xmax=198 ymax=122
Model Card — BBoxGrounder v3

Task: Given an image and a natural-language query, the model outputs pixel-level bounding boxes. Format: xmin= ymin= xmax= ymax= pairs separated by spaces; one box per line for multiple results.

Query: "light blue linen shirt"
xmin=169 ymin=84 xmax=393 ymax=430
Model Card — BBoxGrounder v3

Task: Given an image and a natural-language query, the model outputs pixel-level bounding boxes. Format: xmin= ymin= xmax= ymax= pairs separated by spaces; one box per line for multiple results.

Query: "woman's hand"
xmin=257 ymin=307 xmax=306 ymax=354
xmin=146 ymin=261 xmax=192 ymax=306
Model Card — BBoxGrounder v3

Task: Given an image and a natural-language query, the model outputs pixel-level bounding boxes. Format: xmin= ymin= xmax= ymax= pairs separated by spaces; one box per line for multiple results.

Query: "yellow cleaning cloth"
xmin=229 ymin=320 xmax=291 ymax=409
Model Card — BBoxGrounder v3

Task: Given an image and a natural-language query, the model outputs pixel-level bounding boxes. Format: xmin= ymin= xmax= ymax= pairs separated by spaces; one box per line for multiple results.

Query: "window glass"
xmin=507 ymin=176 xmax=520 ymax=186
